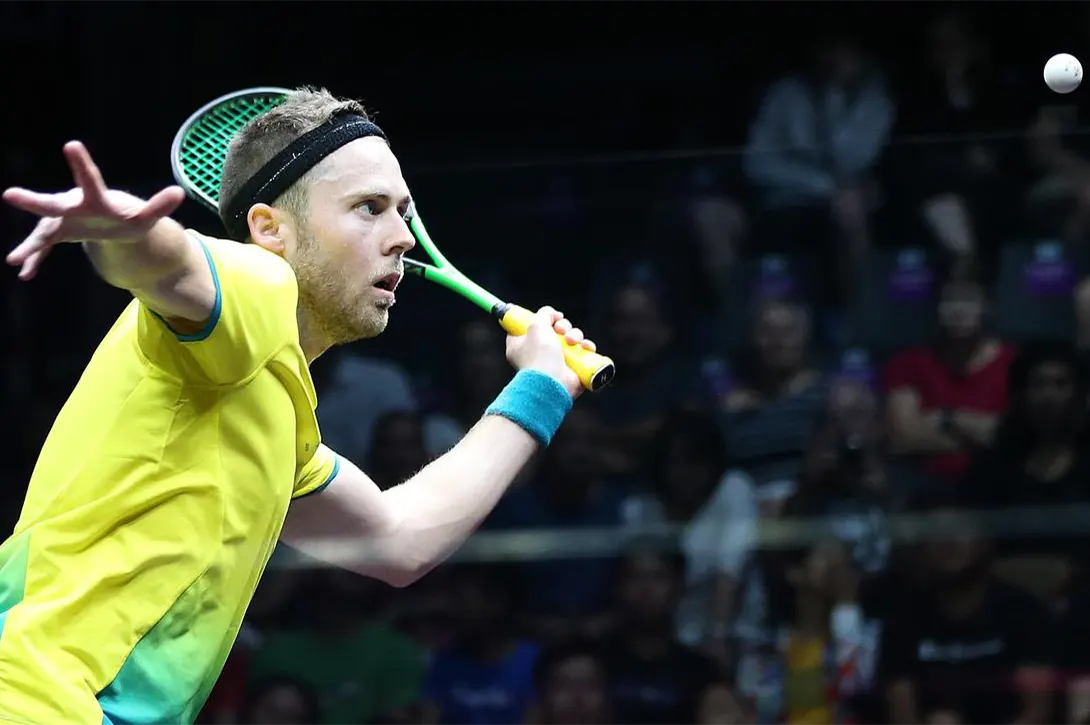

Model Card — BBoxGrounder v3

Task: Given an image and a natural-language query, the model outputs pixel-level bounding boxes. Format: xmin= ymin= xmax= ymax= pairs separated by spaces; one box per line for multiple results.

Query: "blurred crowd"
xmin=8 ymin=3 xmax=1090 ymax=725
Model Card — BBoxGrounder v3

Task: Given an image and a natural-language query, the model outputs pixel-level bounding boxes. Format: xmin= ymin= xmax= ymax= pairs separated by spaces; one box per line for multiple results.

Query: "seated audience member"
xmin=586 ymin=279 xmax=703 ymax=476
xmin=744 ymin=29 xmax=895 ymax=311
xmin=238 ymin=677 xmax=322 ymax=725
xmin=961 ymin=341 xmax=1090 ymax=605
xmin=621 ymin=409 xmax=733 ymax=651
xmin=884 ymin=266 xmax=1015 ymax=484
xmin=1060 ymin=585 xmax=1090 ymax=723
xmin=893 ymin=8 xmax=1022 ymax=275
xmin=599 ymin=548 xmax=720 ymax=724
xmin=366 ymin=410 xmax=433 ymax=491
xmin=422 ymin=566 xmax=540 ymax=725
xmin=487 ymin=409 xmax=624 ymax=638
xmin=424 ymin=319 xmax=512 ymax=456
xmin=527 ymin=641 xmax=613 ymax=725
xmin=248 ymin=569 xmax=426 ymax=724
xmin=737 ymin=537 xmax=882 ymax=725
xmin=879 ymin=503 xmax=1058 ymax=725
xmin=721 ymin=298 xmax=830 ymax=487
xmin=695 ymin=682 xmax=750 ymax=725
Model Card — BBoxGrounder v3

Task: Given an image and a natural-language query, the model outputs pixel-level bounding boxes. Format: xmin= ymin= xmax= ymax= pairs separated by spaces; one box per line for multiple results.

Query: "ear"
xmin=247 ymin=203 xmax=287 ymax=256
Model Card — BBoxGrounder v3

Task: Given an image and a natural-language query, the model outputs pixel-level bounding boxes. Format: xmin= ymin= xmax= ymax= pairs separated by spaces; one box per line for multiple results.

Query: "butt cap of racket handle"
xmin=493 ymin=304 xmax=616 ymax=392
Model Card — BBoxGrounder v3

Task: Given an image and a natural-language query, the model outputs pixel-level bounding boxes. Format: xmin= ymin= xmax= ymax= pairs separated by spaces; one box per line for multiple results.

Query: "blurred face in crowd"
xmin=815 ymin=37 xmax=865 ymax=86
xmin=696 ymin=683 xmax=748 ymax=725
xmin=616 ymin=551 xmax=679 ymax=624
xmin=1024 ymin=360 xmax=1079 ymax=435
xmin=244 ymin=682 xmax=315 ymax=725
xmin=543 ymin=409 xmax=602 ymax=501
xmin=928 ymin=13 xmax=979 ymax=75
xmin=921 ymin=509 xmax=987 ymax=586
xmin=656 ymin=431 xmax=721 ymax=517
xmin=754 ymin=301 xmax=807 ymax=374
xmin=540 ymin=654 xmax=610 ymax=725
xmin=452 ymin=572 xmax=507 ymax=638
xmin=457 ymin=319 xmax=508 ymax=398
xmin=938 ymin=281 xmax=985 ymax=339
xmin=607 ymin=285 xmax=670 ymax=368
xmin=369 ymin=411 xmax=429 ymax=489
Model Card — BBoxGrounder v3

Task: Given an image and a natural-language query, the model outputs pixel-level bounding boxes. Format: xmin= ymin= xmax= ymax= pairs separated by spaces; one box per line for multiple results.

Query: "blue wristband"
xmin=485 ymin=370 xmax=573 ymax=446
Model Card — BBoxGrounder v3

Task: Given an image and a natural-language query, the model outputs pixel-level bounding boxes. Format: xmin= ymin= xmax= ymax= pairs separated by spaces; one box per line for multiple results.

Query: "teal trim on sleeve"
xmin=295 ymin=455 xmax=341 ymax=500
xmin=150 ymin=237 xmax=222 ymax=343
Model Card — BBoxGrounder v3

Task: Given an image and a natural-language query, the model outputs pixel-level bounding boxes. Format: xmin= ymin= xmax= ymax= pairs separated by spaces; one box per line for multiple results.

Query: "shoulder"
xmin=884 ymin=346 xmax=936 ymax=383
xmin=188 ymin=231 xmax=297 ymax=297
xmin=989 ymin=581 xmax=1052 ymax=617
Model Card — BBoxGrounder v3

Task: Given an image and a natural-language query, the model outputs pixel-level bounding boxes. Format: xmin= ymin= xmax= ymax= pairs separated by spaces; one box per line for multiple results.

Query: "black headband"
xmin=221 ymin=112 xmax=387 ymax=241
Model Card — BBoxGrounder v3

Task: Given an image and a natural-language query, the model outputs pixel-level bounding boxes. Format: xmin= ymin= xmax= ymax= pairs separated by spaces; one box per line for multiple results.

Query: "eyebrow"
xmin=344 ymin=189 xmax=413 ymax=208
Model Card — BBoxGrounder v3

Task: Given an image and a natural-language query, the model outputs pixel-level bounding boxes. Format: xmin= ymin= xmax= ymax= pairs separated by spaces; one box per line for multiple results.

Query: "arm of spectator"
xmin=886 ymin=680 xmax=921 ymax=724
xmin=743 ymin=79 xmax=838 ymax=198
xmin=1027 ymin=107 xmax=1090 ymax=176
xmin=993 ymin=557 xmax=1073 ymax=606
xmin=1011 ymin=667 xmax=1056 ymax=725
xmin=833 ymin=81 xmax=897 ymax=182
xmin=1069 ymin=677 xmax=1090 ymax=724
xmin=885 ymin=388 xmax=961 ymax=455
xmin=951 ymin=410 xmax=1000 ymax=447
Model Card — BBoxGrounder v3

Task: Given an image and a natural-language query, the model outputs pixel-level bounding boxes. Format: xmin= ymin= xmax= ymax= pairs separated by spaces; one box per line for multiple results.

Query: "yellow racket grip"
xmin=493 ymin=303 xmax=616 ymax=392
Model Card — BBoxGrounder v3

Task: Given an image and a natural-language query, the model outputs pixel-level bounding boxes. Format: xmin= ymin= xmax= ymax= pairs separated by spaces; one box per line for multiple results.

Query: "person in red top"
xmin=883 ymin=264 xmax=1016 ymax=482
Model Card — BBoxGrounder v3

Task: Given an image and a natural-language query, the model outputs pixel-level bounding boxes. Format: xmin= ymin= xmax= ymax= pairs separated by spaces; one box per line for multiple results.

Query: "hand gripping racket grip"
xmin=492 ymin=303 xmax=616 ymax=392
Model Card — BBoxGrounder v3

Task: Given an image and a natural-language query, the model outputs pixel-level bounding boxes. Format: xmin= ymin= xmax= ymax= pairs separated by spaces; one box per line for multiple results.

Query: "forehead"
xmin=306 ymin=136 xmax=410 ymax=201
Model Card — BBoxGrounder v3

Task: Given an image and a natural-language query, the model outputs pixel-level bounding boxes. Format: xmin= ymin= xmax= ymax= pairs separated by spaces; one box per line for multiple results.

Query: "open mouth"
xmin=374 ymin=272 xmax=401 ymax=292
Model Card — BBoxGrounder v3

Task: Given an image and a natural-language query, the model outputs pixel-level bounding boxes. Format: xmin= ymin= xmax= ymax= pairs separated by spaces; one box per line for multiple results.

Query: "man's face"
xmin=754 ymin=303 xmax=806 ymax=371
xmin=542 ymin=655 xmax=609 ymax=725
xmin=938 ymin=282 xmax=985 ymax=339
xmin=616 ymin=552 xmax=677 ymax=623
xmin=608 ymin=286 xmax=669 ymax=367
xmin=289 ymin=137 xmax=416 ymax=346
xmin=1025 ymin=361 xmax=1077 ymax=432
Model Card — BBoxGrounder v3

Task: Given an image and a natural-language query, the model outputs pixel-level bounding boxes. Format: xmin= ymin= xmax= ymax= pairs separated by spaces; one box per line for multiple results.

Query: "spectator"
xmin=721 ymin=297 xmax=829 ymax=486
xmin=422 ymin=566 xmax=540 ymax=725
xmin=736 ymin=535 xmax=881 ymax=724
xmin=744 ymin=30 xmax=895 ymax=311
xmin=694 ymin=682 xmax=749 ymax=725
xmin=586 ymin=280 xmax=703 ymax=476
xmin=1060 ymin=584 xmax=1090 ymax=723
xmin=893 ymin=8 xmax=1022 ymax=275
xmin=238 ymin=677 xmax=322 ymax=725
xmin=884 ymin=266 xmax=1015 ymax=484
xmin=248 ymin=568 xmax=426 ymax=724
xmin=488 ymin=408 xmax=627 ymax=635
xmin=961 ymin=341 xmax=1090 ymax=605
xmin=599 ymin=548 xmax=720 ymax=724
xmin=528 ymin=641 xmax=613 ymax=725
xmin=621 ymin=409 xmax=735 ymax=651
xmin=367 ymin=410 xmax=432 ymax=491
xmin=425 ymin=319 xmax=512 ymax=456
xmin=312 ymin=347 xmax=419 ymax=463
xmin=879 ymin=504 xmax=1057 ymax=725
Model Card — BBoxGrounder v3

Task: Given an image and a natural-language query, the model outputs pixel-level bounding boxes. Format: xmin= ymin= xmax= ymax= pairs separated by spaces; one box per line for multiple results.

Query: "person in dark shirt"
xmin=961 ymin=341 xmax=1090 ymax=605
xmin=880 ymin=504 xmax=1058 ymax=725
xmin=529 ymin=641 xmax=613 ymax=725
xmin=599 ymin=547 xmax=719 ymax=724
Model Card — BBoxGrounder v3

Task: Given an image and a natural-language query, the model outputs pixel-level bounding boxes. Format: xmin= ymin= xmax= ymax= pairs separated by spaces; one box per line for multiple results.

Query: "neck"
xmin=298 ymin=306 xmax=333 ymax=364
xmin=622 ymin=622 xmax=672 ymax=658
xmin=756 ymin=365 xmax=805 ymax=397
xmin=793 ymin=591 xmax=829 ymax=636
xmin=939 ymin=335 xmax=987 ymax=372
xmin=935 ymin=576 xmax=987 ymax=621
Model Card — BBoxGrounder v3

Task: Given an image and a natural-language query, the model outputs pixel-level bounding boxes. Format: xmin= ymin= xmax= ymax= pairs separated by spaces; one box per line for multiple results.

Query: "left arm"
xmin=282 ymin=413 xmax=542 ymax=588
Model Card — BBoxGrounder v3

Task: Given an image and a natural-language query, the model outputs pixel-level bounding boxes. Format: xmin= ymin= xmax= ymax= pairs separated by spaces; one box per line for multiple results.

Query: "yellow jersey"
xmin=0 ymin=233 xmax=339 ymax=725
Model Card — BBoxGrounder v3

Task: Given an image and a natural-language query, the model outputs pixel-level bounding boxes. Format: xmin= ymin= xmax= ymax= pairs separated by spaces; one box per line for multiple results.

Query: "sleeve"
xmin=292 ymin=444 xmax=341 ymax=500
xmin=137 ymin=232 xmax=300 ymax=385
xmin=882 ymin=351 xmax=920 ymax=394
xmin=743 ymin=79 xmax=838 ymax=198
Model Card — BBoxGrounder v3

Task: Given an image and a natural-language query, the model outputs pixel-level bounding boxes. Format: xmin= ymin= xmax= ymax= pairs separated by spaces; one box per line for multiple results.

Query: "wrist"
xmin=485 ymin=369 xmax=573 ymax=447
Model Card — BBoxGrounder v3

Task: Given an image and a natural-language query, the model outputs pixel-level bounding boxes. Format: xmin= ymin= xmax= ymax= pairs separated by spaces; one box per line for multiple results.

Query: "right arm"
xmin=885 ymin=388 xmax=962 ymax=456
xmin=5 ymin=141 xmax=214 ymax=327
xmin=83 ymin=216 xmax=216 ymax=329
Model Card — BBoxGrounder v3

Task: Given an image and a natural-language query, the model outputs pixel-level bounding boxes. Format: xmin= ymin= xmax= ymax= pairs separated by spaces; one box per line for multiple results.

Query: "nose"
xmin=384 ymin=213 xmax=417 ymax=256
